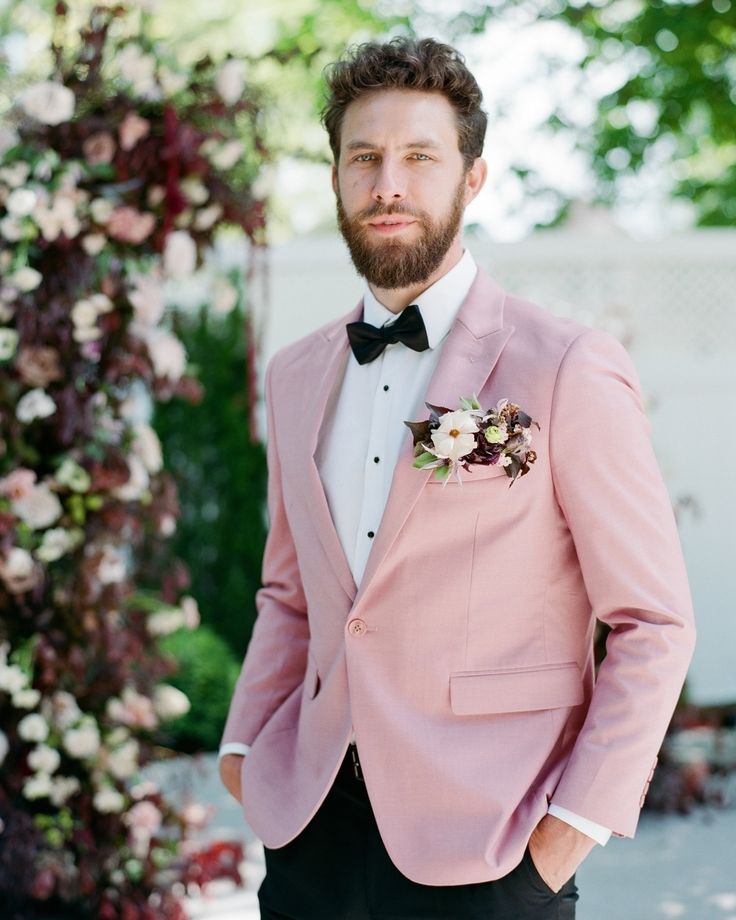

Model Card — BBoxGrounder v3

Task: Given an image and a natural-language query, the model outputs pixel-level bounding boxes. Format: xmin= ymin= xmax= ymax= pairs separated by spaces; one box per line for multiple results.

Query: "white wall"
xmin=254 ymin=230 xmax=736 ymax=706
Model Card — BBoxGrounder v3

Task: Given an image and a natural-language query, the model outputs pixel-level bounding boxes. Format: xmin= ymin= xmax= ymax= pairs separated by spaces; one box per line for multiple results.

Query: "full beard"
xmin=335 ymin=179 xmax=466 ymax=290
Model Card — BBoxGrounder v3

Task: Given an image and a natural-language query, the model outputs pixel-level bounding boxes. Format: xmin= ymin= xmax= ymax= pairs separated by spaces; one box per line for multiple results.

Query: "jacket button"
xmin=348 ymin=618 xmax=367 ymax=637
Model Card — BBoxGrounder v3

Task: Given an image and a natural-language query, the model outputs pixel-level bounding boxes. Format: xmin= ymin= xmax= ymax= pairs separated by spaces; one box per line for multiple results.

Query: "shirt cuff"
xmin=547 ymin=804 xmax=612 ymax=846
xmin=218 ymin=742 xmax=251 ymax=760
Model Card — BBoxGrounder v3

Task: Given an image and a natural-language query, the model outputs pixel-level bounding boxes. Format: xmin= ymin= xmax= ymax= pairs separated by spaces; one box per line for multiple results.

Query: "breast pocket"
xmin=426 ymin=462 xmax=509 ymax=484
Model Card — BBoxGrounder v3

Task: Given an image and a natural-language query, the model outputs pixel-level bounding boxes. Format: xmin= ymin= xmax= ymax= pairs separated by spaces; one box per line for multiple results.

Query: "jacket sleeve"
xmin=220 ymin=353 xmax=310 ymax=749
xmin=547 ymin=328 xmax=696 ymax=836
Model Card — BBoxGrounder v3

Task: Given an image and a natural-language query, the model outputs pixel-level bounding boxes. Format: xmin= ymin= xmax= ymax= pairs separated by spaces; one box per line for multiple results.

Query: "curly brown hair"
xmin=321 ymin=37 xmax=487 ymax=170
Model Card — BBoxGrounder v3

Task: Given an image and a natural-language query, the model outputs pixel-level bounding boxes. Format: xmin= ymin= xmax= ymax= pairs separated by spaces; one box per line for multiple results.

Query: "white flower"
xmin=49 ymin=775 xmax=81 ymax=807
xmin=6 ymin=187 xmax=38 ymax=217
xmin=0 ymin=162 xmax=30 ymax=188
xmin=211 ymin=278 xmax=238 ymax=314
xmin=97 ymin=544 xmax=126 ymax=584
xmin=180 ymin=177 xmax=208 ymax=205
xmin=0 ymin=547 xmax=35 ymax=586
xmin=71 ymin=298 xmax=98 ymax=328
xmin=19 ymin=81 xmax=75 ymax=125
xmin=18 ymin=712 xmax=49 ymax=743
xmin=0 ymin=215 xmax=25 ymax=241
xmin=146 ymin=607 xmax=186 ymax=636
xmin=0 ymin=729 xmax=8 ymax=766
xmin=117 ymin=44 xmax=157 ymax=96
xmin=33 ymin=190 xmax=82 ymax=241
xmin=107 ymin=686 xmax=158 ymax=730
xmin=0 ymin=328 xmax=19 ymax=361
xmin=12 ymin=687 xmax=41 ymax=709
xmin=210 ymin=140 xmax=244 ymax=171
xmin=90 ymin=198 xmax=114 ymax=223
xmin=0 ymin=125 xmax=19 ymax=155
xmin=82 ymin=233 xmax=106 ymax=256
xmin=163 ymin=230 xmax=197 ymax=279
xmin=193 ymin=203 xmax=223 ymax=231
xmin=63 ymin=717 xmax=100 ymax=759
xmin=16 ymin=388 xmax=56 ymax=423
xmin=112 ymin=454 xmax=149 ymax=502
xmin=123 ymin=800 xmax=162 ymax=836
xmin=94 ymin=786 xmax=126 ymax=813
xmin=153 ymin=684 xmax=190 ymax=720
xmin=28 ymin=744 xmax=61 ymax=774
xmin=8 ymin=267 xmax=42 ymax=292
xmin=107 ymin=738 xmax=139 ymax=780
xmin=0 ymin=661 xmax=28 ymax=694
xmin=180 ymin=595 xmax=200 ymax=630
xmin=12 ymin=483 xmax=63 ymax=529
xmin=36 ymin=527 xmax=80 ymax=563
xmin=55 ymin=458 xmax=91 ymax=492
xmin=46 ymin=691 xmax=82 ymax=730
xmin=23 ymin=772 xmax=53 ymax=800
xmin=131 ymin=423 xmax=162 ymax=473
xmin=128 ymin=271 xmax=164 ymax=326
xmin=500 ymin=454 xmax=513 ymax=467
xmin=158 ymin=66 xmax=188 ymax=96
xmin=143 ymin=327 xmax=187 ymax=381
xmin=430 ymin=410 xmax=479 ymax=462
xmin=215 ymin=58 xmax=246 ymax=106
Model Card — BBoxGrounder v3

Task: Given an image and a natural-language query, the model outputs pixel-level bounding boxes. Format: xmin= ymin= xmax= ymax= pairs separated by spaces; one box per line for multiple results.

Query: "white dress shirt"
xmin=220 ymin=250 xmax=610 ymax=846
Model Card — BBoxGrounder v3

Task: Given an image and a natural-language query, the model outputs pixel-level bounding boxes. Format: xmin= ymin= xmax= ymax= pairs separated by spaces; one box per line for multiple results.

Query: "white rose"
xmin=28 ymin=744 xmax=61 ymax=774
xmin=163 ymin=230 xmax=197 ymax=279
xmin=193 ymin=203 xmax=223 ymax=231
xmin=71 ymin=298 xmax=98 ymax=328
xmin=0 ymin=547 xmax=35 ymax=583
xmin=93 ymin=786 xmax=126 ymax=814
xmin=19 ymin=81 xmax=75 ymax=125
xmin=97 ymin=544 xmax=126 ymax=584
xmin=23 ymin=772 xmax=53 ymax=800
xmin=210 ymin=140 xmax=244 ymax=171
xmin=48 ymin=691 xmax=82 ymax=730
xmin=215 ymin=58 xmax=246 ymax=106
xmin=0 ymin=728 xmax=8 ymax=766
xmin=6 ymin=187 xmax=38 ymax=217
xmin=112 ymin=454 xmax=149 ymax=502
xmin=18 ymin=712 xmax=49 ymax=743
xmin=146 ymin=607 xmax=186 ymax=636
xmin=12 ymin=483 xmax=63 ymax=528
xmin=16 ymin=388 xmax=56 ymax=423
xmin=0 ymin=662 xmax=28 ymax=694
xmin=0 ymin=162 xmax=30 ymax=187
xmin=131 ymin=423 xmax=162 ymax=473
xmin=144 ymin=327 xmax=187 ymax=382
xmin=90 ymin=198 xmax=114 ymax=223
xmin=36 ymin=527 xmax=79 ymax=563
xmin=107 ymin=738 xmax=139 ymax=780
xmin=49 ymin=775 xmax=81 ymax=807
xmin=0 ymin=215 xmax=25 ymax=242
xmin=12 ymin=687 xmax=41 ymax=709
xmin=63 ymin=718 xmax=100 ymax=759
xmin=153 ymin=684 xmax=190 ymax=720
xmin=158 ymin=67 xmax=188 ymax=96
xmin=8 ymin=267 xmax=42 ymax=292
xmin=82 ymin=233 xmax=106 ymax=256
xmin=0 ymin=327 xmax=19 ymax=360
xmin=180 ymin=177 xmax=208 ymax=205
xmin=128 ymin=272 xmax=164 ymax=326
xmin=117 ymin=44 xmax=157 ymax=96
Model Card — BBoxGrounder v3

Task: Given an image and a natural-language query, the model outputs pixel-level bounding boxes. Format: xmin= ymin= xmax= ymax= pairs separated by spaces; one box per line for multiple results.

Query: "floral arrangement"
xmin=0 ymin=3 xmax=264 ymax=917
xmin=404 ymin=395 xmax=539 ymax=485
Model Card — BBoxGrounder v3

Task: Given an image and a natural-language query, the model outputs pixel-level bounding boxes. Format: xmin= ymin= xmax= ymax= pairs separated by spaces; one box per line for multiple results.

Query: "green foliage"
xmin=159 ymin=625 xmax=241 ymax=752
xmin=152 ymin=299 xmax=267 ymax=659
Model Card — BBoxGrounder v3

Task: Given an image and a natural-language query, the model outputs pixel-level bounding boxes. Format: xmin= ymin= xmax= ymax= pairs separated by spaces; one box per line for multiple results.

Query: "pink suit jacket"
xmin=221 ymin=266 xmax=695 ymax=885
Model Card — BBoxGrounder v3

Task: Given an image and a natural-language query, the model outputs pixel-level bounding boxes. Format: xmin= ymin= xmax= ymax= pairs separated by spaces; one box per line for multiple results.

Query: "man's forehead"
xmin=340 ymin=89 xmax=458 ymax=143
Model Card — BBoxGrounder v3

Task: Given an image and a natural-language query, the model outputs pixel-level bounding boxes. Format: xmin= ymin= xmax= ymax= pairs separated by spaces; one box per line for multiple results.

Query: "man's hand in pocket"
xmin=219 ymin=753 xmax=244 ymax=803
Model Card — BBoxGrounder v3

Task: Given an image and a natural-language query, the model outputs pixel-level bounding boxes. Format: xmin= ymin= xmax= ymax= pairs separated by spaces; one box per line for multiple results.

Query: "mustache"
xmin=356 ymin=202 xmax=424 ymax=222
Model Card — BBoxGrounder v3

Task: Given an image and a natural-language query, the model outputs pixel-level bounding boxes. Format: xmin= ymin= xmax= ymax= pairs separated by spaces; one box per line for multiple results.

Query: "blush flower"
xmin=429 ymin=410 xmax=479 ymax=462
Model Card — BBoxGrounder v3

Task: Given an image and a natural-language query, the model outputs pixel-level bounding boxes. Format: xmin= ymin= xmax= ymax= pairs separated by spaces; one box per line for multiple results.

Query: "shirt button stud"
xmin=383 ymin=384 xmax=389 ymax=391
xmin=367 ymin=531 xmax=374 ymax=538
xmin=374 ymin=456 xmax=380 ymax=463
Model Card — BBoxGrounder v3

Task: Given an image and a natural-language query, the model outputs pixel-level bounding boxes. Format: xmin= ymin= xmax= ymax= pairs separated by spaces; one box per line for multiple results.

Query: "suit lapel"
xmin=302 ymin=267 xmax=514 ymax=608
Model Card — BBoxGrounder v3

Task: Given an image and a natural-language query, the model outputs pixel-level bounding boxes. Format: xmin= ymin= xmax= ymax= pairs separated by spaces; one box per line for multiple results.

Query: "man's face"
xmin=332 ymin=89 xmax=485 ymax=291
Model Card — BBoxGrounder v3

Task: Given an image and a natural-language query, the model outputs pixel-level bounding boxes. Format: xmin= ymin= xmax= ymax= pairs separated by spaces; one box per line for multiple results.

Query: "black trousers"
xmin=258 ymin=747 xmax=578 ymax=919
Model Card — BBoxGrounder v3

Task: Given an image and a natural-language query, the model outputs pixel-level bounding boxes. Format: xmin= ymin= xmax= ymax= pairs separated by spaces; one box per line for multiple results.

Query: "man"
xmin=219 ymin=37 xmax=695 ymax=919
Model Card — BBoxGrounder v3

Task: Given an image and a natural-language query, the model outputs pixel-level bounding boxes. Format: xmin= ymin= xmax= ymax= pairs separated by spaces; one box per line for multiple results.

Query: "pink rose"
xmin=0 ymin=468 xmax=37 ymax=500
xmin=83 ymin=132 xmax=116 ymax=166
xmin=119 ymin=112 xmax=150 ymax=151
xmin=106 ymin=207 xmax=156 ymax=244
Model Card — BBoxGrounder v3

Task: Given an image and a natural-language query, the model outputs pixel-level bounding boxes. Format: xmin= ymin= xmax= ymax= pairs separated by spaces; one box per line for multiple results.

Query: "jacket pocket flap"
xmin=450 ymin=661 xmax=583 ymax=715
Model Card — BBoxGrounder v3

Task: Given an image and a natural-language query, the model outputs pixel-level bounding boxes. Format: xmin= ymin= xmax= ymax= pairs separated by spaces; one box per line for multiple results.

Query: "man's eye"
xmin=355 ymin=154 xmax=375 ymax=162
xmin=411 ymin=153 xmax=431 ymax=160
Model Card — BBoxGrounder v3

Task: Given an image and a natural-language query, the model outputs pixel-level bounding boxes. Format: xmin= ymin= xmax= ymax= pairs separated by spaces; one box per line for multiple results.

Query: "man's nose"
xmin=372 ymin=160 xmax=406 ymax=203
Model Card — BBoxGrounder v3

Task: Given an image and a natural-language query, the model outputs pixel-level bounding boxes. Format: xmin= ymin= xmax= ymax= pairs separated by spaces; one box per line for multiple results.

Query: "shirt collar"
xmin=362 ymin=249 xmax=478 ymax=350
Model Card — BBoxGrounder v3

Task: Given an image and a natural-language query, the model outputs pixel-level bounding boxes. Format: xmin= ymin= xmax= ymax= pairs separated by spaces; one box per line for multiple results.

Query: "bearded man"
xmin=219 ymin=37 xmax=695 ymax=920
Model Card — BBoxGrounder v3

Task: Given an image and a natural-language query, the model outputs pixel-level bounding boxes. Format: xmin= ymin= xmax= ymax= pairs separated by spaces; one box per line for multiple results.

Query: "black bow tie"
xmin=346 ymin=303 xmax=430 ymax=365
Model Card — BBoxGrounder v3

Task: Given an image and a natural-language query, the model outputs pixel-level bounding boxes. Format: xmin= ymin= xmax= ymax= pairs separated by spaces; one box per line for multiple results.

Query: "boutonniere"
xmin=404 ymin=394 xmax=540 ymax=486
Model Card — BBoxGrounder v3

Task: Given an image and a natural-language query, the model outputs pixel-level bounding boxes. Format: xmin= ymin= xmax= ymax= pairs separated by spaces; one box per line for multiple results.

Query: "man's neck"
xmin=368 ymin=240 xmax=465 ymax=314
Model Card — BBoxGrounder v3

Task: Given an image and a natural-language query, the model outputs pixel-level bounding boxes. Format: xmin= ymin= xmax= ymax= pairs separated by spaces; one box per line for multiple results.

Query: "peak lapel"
xmin=354 ymin=269 xmax=515 ymax=607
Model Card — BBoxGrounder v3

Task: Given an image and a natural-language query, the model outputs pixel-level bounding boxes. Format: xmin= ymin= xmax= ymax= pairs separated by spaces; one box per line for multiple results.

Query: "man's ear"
xmin=464 ymin=157 xmax=488 ymax=206
xmin=331 ymin=164 xmax=338 ymax=195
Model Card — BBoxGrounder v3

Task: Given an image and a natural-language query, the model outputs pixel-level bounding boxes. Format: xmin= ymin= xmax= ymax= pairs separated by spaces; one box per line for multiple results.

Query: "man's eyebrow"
xmin=344 ymin=139 xmax=441 ymax=151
